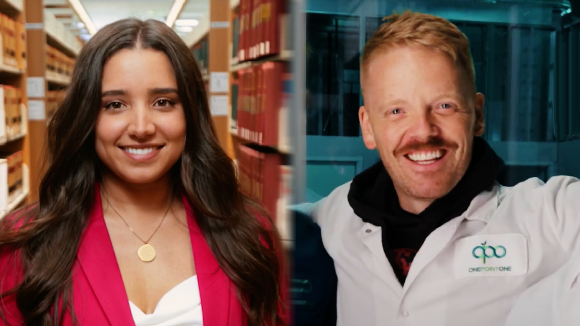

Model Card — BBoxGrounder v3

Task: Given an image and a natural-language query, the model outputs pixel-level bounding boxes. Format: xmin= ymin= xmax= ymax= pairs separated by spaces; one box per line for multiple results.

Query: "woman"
xmin=0 ymin=18 xmax=286 ymax=326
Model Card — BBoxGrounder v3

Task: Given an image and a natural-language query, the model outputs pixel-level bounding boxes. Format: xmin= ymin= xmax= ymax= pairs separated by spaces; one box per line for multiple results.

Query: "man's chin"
xmin=401 ymin=180 xmax=455 ymax=201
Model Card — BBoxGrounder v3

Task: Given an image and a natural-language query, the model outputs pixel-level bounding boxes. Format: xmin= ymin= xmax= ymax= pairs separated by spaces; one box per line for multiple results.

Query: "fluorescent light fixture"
xmin=177 ymin=26 xmax=194 ymax=33
xmin=166 ymin=0 xmax=187 ymax=28
xmin=562 ymin=7 xmax=572 ymax=16
xmin=175 ymin=19 xmax=199 ymax=27
xmin=67 ymin=0 xmax=97 ymax=35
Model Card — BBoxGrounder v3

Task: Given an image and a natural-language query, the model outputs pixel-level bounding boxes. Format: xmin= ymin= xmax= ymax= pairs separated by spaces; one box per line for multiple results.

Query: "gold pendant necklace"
xmin=105 ymin=195 xmax=172 ymax=263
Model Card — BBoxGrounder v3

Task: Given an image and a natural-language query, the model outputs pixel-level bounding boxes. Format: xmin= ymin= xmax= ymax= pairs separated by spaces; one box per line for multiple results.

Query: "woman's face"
xmin=95 ymin=48 xmax=186 ymax=185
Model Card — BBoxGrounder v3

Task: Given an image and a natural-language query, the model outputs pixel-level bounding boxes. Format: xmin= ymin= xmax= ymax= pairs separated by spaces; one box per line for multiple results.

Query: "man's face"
xmin=359 ymin=45 xmax=485 ymax=212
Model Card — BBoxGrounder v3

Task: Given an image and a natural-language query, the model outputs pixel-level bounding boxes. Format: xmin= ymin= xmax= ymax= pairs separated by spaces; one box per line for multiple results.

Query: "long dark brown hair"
xmin=0 ymin=19 xmax=285 ymax=326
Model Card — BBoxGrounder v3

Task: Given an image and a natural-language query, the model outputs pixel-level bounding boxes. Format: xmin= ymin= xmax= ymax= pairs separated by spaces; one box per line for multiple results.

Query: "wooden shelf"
xmin=0 ymin=0 xmax=22 ymax=15
xmin=0 ymin=163 xmax=29 ymax=220
xmin=45 ymin=31 xmax=78 ymax=58
xmin=0 ymin=189 xmax=27 ymax=219
xmin=44 ymin=9 xmax=81 ymax=58
xmin=0 ymin=132 xmax=25 ymax=146
xmin=46 ymin=71 xmax=70 ymax=86
xmin=0 ymin=63 xmax=23 ymax=75
xmin=230 ymin=130 xmax=291 ymax=155
xmin=230 ymin=50 xmax=292 ymax=72
xmin=278 ymin=144 xmax=292 ymax=155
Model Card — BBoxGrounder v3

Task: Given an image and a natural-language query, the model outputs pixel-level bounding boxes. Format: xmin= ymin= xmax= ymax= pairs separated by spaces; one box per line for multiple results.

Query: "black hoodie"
xmin=347 ymin=137 xmax=505 ymax=285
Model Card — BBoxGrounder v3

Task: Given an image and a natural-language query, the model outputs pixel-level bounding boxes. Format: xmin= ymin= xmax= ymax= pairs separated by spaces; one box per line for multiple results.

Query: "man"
xmin=311 ymin=11 xmax=580 ymax=326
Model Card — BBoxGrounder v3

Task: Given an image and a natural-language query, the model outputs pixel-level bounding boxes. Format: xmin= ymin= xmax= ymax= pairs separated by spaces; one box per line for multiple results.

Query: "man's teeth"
xmin=124 ymin=147 xmax=156 ymax=155
xmin=407 ymin=150 xmax=443 ymax=162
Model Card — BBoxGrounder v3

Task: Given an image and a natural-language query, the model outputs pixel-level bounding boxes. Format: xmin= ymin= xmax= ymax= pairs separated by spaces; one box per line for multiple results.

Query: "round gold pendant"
xmin=138 ymin=244 xmax=156 ymax=262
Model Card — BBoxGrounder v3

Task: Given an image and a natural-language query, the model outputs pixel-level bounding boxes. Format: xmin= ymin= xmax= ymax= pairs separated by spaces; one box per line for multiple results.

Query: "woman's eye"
xmin=105 ymin=101 xmax=124 ymax=110
xmin=154 ymin=99 xmax=174 ymax=107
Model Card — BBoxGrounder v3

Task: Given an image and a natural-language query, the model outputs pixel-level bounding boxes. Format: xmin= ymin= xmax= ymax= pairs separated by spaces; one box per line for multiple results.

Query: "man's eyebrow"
xmin=149 ymin=88 xmax=178 ymax=95
xmin=375 ymin=98 xmax=408 ymax=111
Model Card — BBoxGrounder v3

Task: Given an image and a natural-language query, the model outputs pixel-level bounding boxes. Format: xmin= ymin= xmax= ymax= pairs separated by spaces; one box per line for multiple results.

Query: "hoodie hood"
xmin=347 ymin=137 xmax=505 ymax=283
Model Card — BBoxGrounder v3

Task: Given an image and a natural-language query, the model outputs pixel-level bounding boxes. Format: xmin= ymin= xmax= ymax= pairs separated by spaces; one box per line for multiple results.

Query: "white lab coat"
xmin=505 ymin=252 xmax=580 ymax=326
xmin=312 ymin=176 xmax=580 ymax=326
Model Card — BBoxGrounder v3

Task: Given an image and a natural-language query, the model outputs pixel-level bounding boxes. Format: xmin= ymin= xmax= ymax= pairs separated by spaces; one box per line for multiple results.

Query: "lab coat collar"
xmin=356 ymin=184 xmax=503 ymax=297
xmin=402 ymin=183 xmax=503 ymax=293
xmin=462 ymin=183 xmax=503 ymax=223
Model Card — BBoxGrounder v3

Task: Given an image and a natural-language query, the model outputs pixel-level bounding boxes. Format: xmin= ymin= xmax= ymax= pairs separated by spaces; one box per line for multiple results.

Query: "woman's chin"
xmin=110 ymin=168 xmax=172 ymax=186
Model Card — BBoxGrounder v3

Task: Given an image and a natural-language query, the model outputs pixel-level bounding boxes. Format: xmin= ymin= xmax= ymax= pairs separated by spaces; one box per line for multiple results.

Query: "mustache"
xmin=395 ymin=137 xmax=457 ymax=156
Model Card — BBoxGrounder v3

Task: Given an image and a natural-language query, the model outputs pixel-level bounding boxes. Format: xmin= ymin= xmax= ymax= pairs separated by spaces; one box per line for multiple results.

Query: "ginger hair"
xmin=361 ymin=10 xmax=476 ymax=94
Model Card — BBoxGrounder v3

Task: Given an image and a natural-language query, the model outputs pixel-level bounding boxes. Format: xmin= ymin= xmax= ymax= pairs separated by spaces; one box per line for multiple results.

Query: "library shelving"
xmin=24 ymin=1 xmax=80 ymax=203
xmin=43 ymin=9 xmax=82 ymax=57
xmin=0 ymin=0 xmax=28 ymax=218
xmin=182 ymin=0 xmax=293 ymax=245
xmin=44 ymin=9 xmax=78 ymax=88
xmin=229 ymin=0 xmax=293 ymax=245
xmin=229 ymin=0 xmax=292 ymax=154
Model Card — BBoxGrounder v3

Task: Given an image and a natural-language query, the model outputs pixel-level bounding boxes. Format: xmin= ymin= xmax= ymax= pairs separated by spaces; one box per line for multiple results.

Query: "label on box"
xmin=210 ymin=72 xmax=229 ymax=93
xmin=210 ymin=95 xmax=228 ymax=116
xmin=28 ymin=100 xmax=46 ymax=121
xmin=27 ymin=77 xmax=45 ymax=98
xmin=211 ymin=21 xmax=229 ymax=29
xmin=25 ymin=23 xmax=44 ymax=30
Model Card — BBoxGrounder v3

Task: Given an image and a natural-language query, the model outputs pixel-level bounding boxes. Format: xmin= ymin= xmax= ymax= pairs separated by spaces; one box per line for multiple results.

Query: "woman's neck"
xmin=100 ymin=171 xmax=175 ymax=223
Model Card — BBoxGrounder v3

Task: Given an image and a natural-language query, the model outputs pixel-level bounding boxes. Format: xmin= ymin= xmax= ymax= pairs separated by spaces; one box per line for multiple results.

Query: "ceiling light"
xmin=67 ymin=0 xmax=97 ymax=35
xmin=177 ymin=26 xmax=194 ymax=32
xmin=175 ymin=19 xmax=199 ymax=27
xmin=166 ymin=0 xmax=187 ymax=28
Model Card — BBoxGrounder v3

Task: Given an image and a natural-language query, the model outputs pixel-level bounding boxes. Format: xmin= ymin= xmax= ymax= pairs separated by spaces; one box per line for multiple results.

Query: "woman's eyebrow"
xmin=149 ymin=88 xmax=178 ymax=95
xmin=101 ymin=89 xmax=127 ymax=97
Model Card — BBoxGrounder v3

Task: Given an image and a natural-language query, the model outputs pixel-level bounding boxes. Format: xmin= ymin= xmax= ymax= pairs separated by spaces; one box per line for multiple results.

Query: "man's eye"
xmin=440 ymin=103 xmax=452 ymax=109
xmin=391 ymin=108 xmax=402 ymax=115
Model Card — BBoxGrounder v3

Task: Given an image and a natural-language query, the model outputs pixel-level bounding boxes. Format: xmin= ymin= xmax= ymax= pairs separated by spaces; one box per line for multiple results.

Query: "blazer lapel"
xmin=76 ymin=185 xmax=135 ymax=326
xmin=183 ymin=195 xmax=235 ymax=326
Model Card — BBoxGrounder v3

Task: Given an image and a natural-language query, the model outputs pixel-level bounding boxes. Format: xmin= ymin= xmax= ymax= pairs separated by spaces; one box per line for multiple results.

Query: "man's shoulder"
xmin=311 ymin=181 xmax=357 ymax=227
xmin=500 ymin=176 xmax=580 ymax=221
xmin=325 ymin=181 xmax=353 ymax=202
xmin=507 ymin=175 xmax=580 ymax=196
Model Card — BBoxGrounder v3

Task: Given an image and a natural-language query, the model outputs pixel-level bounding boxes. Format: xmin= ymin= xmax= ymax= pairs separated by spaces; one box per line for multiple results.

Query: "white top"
xmin=311 ymin=176 xmax=580 ymax=326
xmin=129 ymin=275 xmax=203 ymax=326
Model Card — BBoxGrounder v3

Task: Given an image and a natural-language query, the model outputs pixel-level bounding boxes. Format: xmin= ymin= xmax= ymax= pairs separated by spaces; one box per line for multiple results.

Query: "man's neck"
xmin=397 ymin=195 xmax=434 ymax=215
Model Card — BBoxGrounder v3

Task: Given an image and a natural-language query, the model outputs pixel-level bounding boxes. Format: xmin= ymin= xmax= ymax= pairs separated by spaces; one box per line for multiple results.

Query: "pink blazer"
xmin=0 ymin=189 xmax=248 ymax=325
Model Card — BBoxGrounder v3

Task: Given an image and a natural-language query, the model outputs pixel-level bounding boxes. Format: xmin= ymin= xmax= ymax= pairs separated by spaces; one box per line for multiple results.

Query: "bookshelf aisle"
xmin=183 ymin=0 xmax=293 ymax=246
xmin=43 ymin=9 xmax=77 ymax=120
xmin=230 ymin=0 xmax=293 ymax=247
xmin=0 ymin=0 xmax=28 ymax=219
xmin=24 ymin=3 xmax=79 ymax=203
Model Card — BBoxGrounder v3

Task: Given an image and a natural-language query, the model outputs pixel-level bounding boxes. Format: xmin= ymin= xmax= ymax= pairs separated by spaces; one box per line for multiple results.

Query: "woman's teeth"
xmin=124 ymin=147 xmax=156 ymax=155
